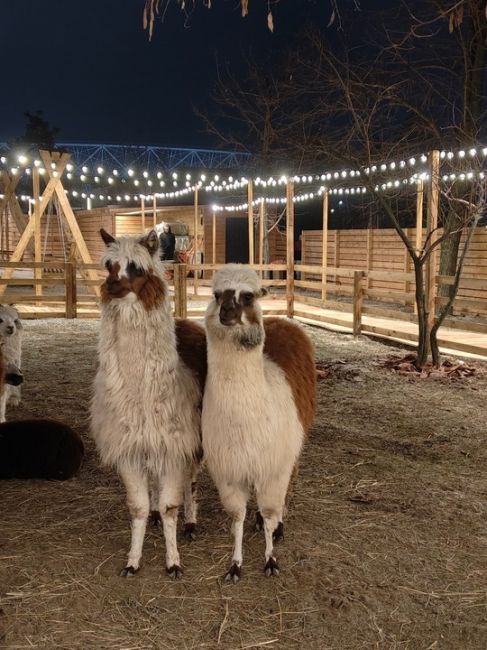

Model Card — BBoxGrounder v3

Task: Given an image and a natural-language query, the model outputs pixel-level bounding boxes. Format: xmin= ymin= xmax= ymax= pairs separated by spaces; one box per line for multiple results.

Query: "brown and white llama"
xmin=202 ymin=264 xmax=316 ymax=582
xmin=91 ymin=229 xmax=206 ymax=578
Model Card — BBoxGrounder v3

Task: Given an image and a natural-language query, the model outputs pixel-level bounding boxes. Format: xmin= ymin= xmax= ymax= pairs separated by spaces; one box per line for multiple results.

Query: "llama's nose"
xmin=220 ymin=301 xmax=238 ymax=325
xmin=5 ymin=326 xmax=14 ymax=335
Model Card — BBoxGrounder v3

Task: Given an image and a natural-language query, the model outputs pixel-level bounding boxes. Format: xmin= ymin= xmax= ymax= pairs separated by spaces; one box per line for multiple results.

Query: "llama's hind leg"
xmin=218 ymin=482 xmax=248 ymax=584
xmin=183 ymin=463 xmax=199 ymax=541
xmin=159 ymin=469 xmax=185 ymax=578
xmin=119 ymin=466 xmax=150 ymax=576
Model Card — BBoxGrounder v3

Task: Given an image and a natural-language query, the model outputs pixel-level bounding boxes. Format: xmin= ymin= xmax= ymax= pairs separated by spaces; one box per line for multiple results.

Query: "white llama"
xmin=91 ymin=229 xmax=206 ymax=578
xmin=0 ymin=305 xmax=23 ymax=422
xmin=202 ymin=264 xmax=316 ymax=582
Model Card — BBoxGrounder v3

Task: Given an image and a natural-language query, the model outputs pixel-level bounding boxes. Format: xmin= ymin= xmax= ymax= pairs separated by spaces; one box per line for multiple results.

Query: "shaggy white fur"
xmin=202 ymin=265 xmax=306 ymax=582
xmin=0 ymin=305 xmax=23 ymax=422
xmin=91 ymin=232 xmax=202 ymax=577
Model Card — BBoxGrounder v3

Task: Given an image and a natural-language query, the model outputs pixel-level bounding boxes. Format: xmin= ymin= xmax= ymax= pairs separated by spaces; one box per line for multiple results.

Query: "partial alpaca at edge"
xmin=0 ymin=304 xmax=23 ymax=422
xmin=202 ymin=264 xmax=316 ymax=582
xmin=0 ymin=344 xmax=82 ymax=480
xmin=91 ymin=229 xmax=206 ymax=578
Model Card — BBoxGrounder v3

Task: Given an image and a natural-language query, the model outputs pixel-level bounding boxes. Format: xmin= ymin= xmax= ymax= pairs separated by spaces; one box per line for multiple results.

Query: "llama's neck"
xmin=99 ymin=295 xmax=178 ymax=373
xmin=206 ymin=329 xmax=266 ymax=383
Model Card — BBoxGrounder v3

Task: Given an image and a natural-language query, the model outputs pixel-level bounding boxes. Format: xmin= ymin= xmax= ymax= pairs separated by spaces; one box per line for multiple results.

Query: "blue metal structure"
xmin=0 ymin=141 xmax=252 ymax=171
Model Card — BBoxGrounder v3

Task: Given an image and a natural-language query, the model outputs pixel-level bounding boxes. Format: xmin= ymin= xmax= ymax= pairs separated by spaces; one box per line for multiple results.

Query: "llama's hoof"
xmin=120 ymin=565 xmax=139 ymax=577
xmin=183 ymin=522 xmax=197 ymax=541
xmin=149 ymin=510 xmax=162 ymax=526
xmin=167 ymin=564 xmax=183 ymax=579
xmin=273 ymin=522 xmax=284 ymax=543
xmin=224 ymin=563 xmax=241 ymax=584
xmin=264 ymin=557 xmax=280 ymax=577
xmin=254 ymin=511 xmax=264 ymax=532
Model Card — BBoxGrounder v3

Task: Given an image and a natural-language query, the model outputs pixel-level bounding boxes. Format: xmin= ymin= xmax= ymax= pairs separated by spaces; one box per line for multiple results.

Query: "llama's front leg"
xmin=0 ymin=392 xmax=7 ymax=423
xmin=159 ymin=470 xmax=185 ymax=578
xmin=183 ymin=463 xmax=199 ymax=541
xmin=149 ymin=476 xmax=162 ymax=527
xmin=257 ymin=478 xmax=289 ymax=577
xmin=119 ymin=466 xmax=150 ymax=577
xmin=219 ymin=482 xmax=248 ymax=584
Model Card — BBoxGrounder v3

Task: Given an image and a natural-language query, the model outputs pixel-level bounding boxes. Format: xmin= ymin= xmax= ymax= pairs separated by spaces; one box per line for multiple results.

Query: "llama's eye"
xmin=14 ymin=320 xmax=20 ymax=326
xmin=242 ymin=292 xmax=254 ymax=304
xmin=0 ymin=319 xmax=3 ymax=324
xmin=214 ymin=291 xmax=222 ymax=301
xmin=127 ymin=262 xmax=145 ymax=277
xmin=105 ymin=260 xmax=112 ymax=271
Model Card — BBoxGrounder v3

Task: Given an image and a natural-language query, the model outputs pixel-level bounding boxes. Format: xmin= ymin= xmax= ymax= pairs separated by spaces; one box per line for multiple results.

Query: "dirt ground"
xmin=1 ymin=319 xmax=487 ymax=650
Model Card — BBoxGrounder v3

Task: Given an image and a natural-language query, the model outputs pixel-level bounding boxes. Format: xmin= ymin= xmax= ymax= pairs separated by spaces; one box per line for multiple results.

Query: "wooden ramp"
xmin=293 ymin=302 xmax=487 ymax=360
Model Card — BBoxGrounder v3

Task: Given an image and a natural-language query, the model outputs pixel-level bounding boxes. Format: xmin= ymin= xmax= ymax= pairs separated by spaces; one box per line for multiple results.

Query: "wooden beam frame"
xmin=0 ymin=150 xmax=100 ymax=297
xmin=0 ymin=170 xmax=35 ymax=258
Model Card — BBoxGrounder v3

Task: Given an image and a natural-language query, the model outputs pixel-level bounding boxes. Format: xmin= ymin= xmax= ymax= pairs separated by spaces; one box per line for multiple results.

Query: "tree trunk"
xmin=438 ymin=209 xmax=462 ymax=298
xmin=414 ymin=259 xmax=429 ymax=369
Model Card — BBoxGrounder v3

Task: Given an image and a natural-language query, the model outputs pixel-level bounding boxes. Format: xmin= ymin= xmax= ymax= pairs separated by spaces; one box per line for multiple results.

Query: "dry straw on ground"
xmin=1 ymin=320 xmax=487 ymax=649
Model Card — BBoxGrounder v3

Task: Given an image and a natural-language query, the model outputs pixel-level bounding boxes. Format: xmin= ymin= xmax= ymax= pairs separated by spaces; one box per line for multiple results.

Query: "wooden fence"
xmin=1 ymin=259 xmax=486 ymax=356
xmin=301 ymin=227 xmax=487 ymax=315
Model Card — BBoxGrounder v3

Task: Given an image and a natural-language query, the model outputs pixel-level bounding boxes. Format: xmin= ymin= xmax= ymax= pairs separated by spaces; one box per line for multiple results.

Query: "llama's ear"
xmin=140 ymin=230 xmax=159 ymax=255
xmin=259 ymin=287 xmax=268 ymax=297
xmin=100 ymin=229 xmax=116 ymax=246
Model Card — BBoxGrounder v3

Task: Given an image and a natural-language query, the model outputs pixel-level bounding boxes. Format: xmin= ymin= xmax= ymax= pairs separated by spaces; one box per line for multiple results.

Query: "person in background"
xmin=159 ymin=224 xmax=176 ymax=261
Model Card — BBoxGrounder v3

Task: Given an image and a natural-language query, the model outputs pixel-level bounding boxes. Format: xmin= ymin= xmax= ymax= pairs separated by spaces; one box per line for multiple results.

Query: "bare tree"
xmin=201 ymin=20 xmax=486 ymax=367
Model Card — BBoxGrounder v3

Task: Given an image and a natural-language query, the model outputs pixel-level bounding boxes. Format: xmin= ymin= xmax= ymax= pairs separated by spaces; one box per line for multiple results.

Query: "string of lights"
xmin=1 ymin=146 xmax=486 ymax=195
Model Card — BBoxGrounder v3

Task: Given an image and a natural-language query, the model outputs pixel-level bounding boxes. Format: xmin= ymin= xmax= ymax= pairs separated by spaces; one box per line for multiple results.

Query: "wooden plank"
xmin=416 ymin=181 xmax=424 ymax=254
xmin=141 ymin=196 xmax=146 ymax=232
xmin=295 ymin=279 xmax=322 ymax=290
xmin=152 ymin=195 xmax=157 ymax=227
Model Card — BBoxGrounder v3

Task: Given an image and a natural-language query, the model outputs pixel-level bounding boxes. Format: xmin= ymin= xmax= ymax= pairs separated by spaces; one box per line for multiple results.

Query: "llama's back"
xmin=175 ymin=319 xmax=207 ymax=395
xmin=263 ymin=318 xmax=316 ymax=433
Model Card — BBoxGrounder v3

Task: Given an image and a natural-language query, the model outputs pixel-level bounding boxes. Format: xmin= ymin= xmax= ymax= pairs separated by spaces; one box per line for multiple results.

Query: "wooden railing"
xmin=1 ymin=262 xmax=486 ymax=352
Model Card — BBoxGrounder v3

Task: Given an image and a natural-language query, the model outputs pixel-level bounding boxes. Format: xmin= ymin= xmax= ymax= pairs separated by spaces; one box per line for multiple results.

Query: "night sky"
xmin=1 ymin=1 xmax=336 ymax=149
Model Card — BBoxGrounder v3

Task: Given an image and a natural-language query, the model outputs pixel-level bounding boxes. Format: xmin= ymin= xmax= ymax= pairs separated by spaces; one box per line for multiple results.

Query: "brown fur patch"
xmin=263 ymin=318 xmax=316 ymax=432
xmin=101 ymin=264 xmax=166 ymax=312
xmin=175 ymin=319 xmax=207 ymax=394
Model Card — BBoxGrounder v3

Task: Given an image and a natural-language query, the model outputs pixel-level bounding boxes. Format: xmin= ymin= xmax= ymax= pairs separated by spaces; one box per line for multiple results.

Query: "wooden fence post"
xmin=174 ymin=263 xmax=187 ymax=319
xmin=141 ymin=196 xmax=146 ymax=232
xmin=193 ymin=187 xmax=199 ymax=295
xmin=425 ymin=151 xmax=440 ymax=334
xmin=65 ymin=260 xmax=77 ymax=319
xmin=248 ymin=179 xmax=254 ymax=265
xmin=353 ymin=270 xmax=365 ymax=337
xmin=321 ymin=190 xmax=329 ymax=305
xmin=286 ymin=180 xmax=295 ymax=318
xmin=33 ymin=167 xmax=42 ymax=297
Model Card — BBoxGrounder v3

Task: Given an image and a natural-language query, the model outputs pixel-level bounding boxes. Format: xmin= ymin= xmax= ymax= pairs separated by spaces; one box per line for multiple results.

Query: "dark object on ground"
xmin=0 ymin=419 xmax=84 ymax=480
